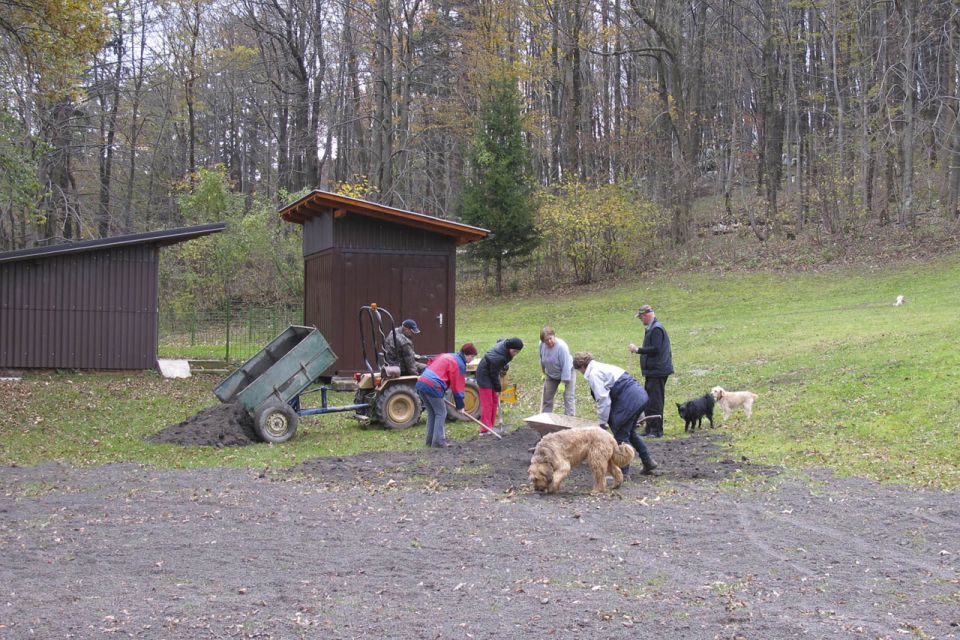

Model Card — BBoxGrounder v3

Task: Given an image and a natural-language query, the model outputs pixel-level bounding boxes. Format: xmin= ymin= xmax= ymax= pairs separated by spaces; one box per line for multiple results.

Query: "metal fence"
xmin=158 ymin=305 xmax=304 ymax=362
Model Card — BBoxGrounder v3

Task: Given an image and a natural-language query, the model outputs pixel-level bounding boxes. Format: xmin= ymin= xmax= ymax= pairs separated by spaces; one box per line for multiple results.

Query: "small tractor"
xmin=351 ymin=304 xmax=481 ymax=429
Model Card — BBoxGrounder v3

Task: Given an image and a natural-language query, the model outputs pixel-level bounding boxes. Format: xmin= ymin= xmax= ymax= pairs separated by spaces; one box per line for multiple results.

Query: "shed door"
xmin=402 ymin=266 xmax=448 ymax=356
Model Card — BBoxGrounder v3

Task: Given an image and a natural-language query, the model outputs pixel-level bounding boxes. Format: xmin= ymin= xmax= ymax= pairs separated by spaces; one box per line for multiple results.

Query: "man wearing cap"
xmin=384 ymin=319 xmax=427 ymax=376
xmin=628 ymin=305 xmax=673 ymax=437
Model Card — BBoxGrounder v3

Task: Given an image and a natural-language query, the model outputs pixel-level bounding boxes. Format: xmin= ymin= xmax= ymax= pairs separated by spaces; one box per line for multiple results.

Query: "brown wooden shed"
xmin=0 ymin=223 xmax=225 ymax=370
xmin=280 ymin=190 xmax=488 ymax=376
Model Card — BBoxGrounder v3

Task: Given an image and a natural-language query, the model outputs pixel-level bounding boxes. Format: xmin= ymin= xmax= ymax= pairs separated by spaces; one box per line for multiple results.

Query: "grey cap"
xmin=635 ymin=304 xmax=654 ymax=317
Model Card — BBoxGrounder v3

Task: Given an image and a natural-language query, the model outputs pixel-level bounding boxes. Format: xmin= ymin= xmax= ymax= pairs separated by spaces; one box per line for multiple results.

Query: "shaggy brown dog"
xmin=527 ymin=427 xmax=635 ymax=494
xmin=710 ymin=386 xmax=759 ymax=420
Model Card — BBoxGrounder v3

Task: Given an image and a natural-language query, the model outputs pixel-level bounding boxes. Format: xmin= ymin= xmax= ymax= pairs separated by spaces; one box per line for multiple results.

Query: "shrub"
xmin=537 ymin=181 xmax=659 ymax=284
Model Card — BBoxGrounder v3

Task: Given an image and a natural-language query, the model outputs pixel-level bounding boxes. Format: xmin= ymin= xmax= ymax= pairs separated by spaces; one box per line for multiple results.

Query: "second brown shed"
xmin=0 ymin=223 xmax=225 ymax=371
xmin=280 ymin=190 xmax=489 ymax=376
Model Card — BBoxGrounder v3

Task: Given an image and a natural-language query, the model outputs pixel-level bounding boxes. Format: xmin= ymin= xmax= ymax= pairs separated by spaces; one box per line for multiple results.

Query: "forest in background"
xmin=2 ymin=0 xmax=960 ymax=307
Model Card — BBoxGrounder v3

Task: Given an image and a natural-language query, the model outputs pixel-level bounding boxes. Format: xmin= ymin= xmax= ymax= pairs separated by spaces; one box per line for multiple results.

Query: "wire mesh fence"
xmin=158 ymin=305 xmax=304 ymax=363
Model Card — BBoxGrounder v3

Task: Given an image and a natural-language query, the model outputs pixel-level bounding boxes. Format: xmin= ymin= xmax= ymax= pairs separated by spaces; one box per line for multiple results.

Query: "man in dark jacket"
xmin=384 ymin=319 xmax=426 ymax=376
xmin=475 ymin=337 xmax=523 ymax=433
xmin=628 ymin=304 xmax=673 ymax=437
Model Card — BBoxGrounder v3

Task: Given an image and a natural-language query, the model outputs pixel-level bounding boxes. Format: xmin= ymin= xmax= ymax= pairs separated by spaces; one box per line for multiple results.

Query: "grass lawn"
xmin=2 ymin=254 xmax=958 ymax=489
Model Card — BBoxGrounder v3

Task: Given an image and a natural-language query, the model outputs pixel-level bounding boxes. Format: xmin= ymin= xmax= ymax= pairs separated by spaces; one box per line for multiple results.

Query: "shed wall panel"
xmin=303 ymin=248 xmax=454 ymax=376
xmin=303 ymin=211 xmax=453 ymax=255
xmin=334 ymin=216 xmax=451 ymax=252
xmin=304 ymin=251 xmax=336 ymax=339
xmin=0 ymin=246 xmax=158 ymax=369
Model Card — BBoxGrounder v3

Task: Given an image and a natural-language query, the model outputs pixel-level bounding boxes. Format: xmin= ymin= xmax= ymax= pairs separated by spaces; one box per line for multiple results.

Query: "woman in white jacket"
xmin=573 ymin=351 xmax=659 ymax=476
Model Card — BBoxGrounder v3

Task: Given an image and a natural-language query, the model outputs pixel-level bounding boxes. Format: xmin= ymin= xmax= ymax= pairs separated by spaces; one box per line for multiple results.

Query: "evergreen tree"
xmin=458 ymin=73 xmax=539 ymax=295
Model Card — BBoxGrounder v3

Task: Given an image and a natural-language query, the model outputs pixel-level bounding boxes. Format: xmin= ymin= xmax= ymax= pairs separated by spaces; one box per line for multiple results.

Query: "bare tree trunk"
xmin=394 ymin=0 xmax=422 ymax=199
xmin=186 ymin=1 xmax=201 ymax=184
xmin=781 ymin=0 xmax=805 ymax=232
xmin=373 ymin=0 xmax=394 ymax=203
xmin=854 ymin=0 xmax=880 ymax=222
xmin=560 ymin=0 xmax=585 ymax=180
xmin=899 ymin=0 xmax=916 ymax=226
xmin=612 ymin=0 xmax=623 ymax=179
xmin=950 ymin=128 xmax=960 ymax=220
xmin=310 ymin=0 xmax=325 ymax=188
xmin=39 ymin=99 xmax=81 ymax=242
xmin=124 ymin=0 xmax=149 ymax=232
xmin=550 ymin=9 xmax=562 ymax=182
xmin=882 ymin=147 xmax=896 ymax=226
xmin=277 ymin=70 xmax=290 ymax=191
xmin=629 ymin=0 xmax=702 ymax=244
xmin=759 ymin=0 xmax=781 ymax=238
xmin=348 ymin=3 xmax=367 ymax=180
xmin=144 ymin=80 xmax=175 ymax=227
xmin=600 ymin=0 xmax=612 ymax=180
xmin=97 ymin=7 xmax=124 ymax=238
xmin=945 ymin=8 xmax=960 ymax=220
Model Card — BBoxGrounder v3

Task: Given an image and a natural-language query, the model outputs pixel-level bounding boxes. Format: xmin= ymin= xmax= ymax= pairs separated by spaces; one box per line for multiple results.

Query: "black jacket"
xmin=638 ymin=319 xmax=674 ymax=378
xmin=475 ymin=340 xmax=513 ymax=392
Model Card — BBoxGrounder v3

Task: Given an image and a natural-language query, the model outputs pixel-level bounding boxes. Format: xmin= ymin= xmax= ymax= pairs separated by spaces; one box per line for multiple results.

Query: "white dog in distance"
xmin=894 ymin=295 xmax=905 ymax=306
xmin=710 ymin=386 xmax=758 ymax=420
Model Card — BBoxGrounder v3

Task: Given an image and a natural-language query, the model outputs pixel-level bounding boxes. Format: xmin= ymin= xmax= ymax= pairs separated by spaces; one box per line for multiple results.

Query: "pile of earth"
xmin=290 ymin=427 xmax=779 ymax=492
xmin=146 ymin=402 xmax=775 ymax=492
xmin=148 ymin=402 xmax=259 ymax=447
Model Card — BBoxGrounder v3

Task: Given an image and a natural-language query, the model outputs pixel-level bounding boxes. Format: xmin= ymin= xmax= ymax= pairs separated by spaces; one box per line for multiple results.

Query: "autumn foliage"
xmin=537 ymin=182 xmax=659 ymax=284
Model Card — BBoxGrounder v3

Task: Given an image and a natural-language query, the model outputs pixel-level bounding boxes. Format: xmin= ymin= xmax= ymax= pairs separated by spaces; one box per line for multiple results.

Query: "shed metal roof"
xmin=0 ymin=222 xmax=227 ymax=264
xmin=279 ymin=190 xmax=489 ymax=245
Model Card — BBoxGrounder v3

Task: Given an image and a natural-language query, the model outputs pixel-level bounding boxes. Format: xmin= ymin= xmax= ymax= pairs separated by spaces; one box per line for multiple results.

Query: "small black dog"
xmin=677 ymin=393 xmax=715 ymax=432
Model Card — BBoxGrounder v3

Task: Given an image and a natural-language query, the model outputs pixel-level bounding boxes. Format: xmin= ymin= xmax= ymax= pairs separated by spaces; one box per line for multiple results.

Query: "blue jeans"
xmin=420 ymin=392 xmax=448 ymax=447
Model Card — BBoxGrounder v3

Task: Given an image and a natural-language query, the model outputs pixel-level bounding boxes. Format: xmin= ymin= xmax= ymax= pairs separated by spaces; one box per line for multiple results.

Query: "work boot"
xmin=640 ymin=456 xmax=659 ymax=475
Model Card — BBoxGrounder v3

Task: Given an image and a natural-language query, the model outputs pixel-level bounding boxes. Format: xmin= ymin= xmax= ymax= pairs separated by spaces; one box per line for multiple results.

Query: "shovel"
xmin=445 ymin=400 xmax=503 ymax=439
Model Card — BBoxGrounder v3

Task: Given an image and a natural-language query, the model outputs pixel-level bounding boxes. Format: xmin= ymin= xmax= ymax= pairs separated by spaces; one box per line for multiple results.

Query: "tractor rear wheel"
xmin=376 ymin=384 xmax=422 ymax=429
xmin=254 ymin=403 xmax=299 ymax=443
xmin=449 ymin=380 xmax=482 ymax=421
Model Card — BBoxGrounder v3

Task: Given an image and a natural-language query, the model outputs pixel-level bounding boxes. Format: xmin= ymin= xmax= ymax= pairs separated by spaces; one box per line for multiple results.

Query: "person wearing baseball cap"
xmin=384 ymin=318 xmax=426 ymax=376
xmin=628 ymin=304 xmax=673 ymax=437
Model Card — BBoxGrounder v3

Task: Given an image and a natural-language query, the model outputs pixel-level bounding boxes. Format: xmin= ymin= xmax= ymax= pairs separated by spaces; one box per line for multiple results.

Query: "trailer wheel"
xmin=376 ymin=384 xmax=422 ymax=429
xmin=254 ymin=403 xmax=299 ymax=443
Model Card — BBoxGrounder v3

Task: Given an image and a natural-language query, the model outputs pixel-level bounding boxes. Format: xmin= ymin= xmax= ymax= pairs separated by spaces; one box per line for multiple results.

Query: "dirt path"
xmin=1 ymin=429 xmax=958 ymax=639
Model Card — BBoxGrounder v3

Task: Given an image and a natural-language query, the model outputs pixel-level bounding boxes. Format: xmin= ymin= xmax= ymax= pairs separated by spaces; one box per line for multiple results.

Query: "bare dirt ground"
xmin=2 ymin=425 xmax=959 ymax=639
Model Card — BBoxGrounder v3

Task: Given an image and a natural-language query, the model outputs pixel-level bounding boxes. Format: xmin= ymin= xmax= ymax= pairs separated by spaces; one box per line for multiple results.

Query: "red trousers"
xmin=479 ymin=387 xmax=499 ymax=429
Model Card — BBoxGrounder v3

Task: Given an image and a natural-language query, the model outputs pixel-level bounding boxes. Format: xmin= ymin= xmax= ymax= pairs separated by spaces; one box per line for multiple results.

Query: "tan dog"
xmin=527 ymin=427 xmax=635 ymax=494
xmin=710 ymin=386 xmax=758 ymax=420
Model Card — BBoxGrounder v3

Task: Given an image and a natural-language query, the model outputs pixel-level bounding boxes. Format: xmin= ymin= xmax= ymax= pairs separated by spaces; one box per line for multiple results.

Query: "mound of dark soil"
xmin=291 ymin=427 xmax=777 ymax=491
xmin=148 ymin=402 xmax=259 ymax=447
